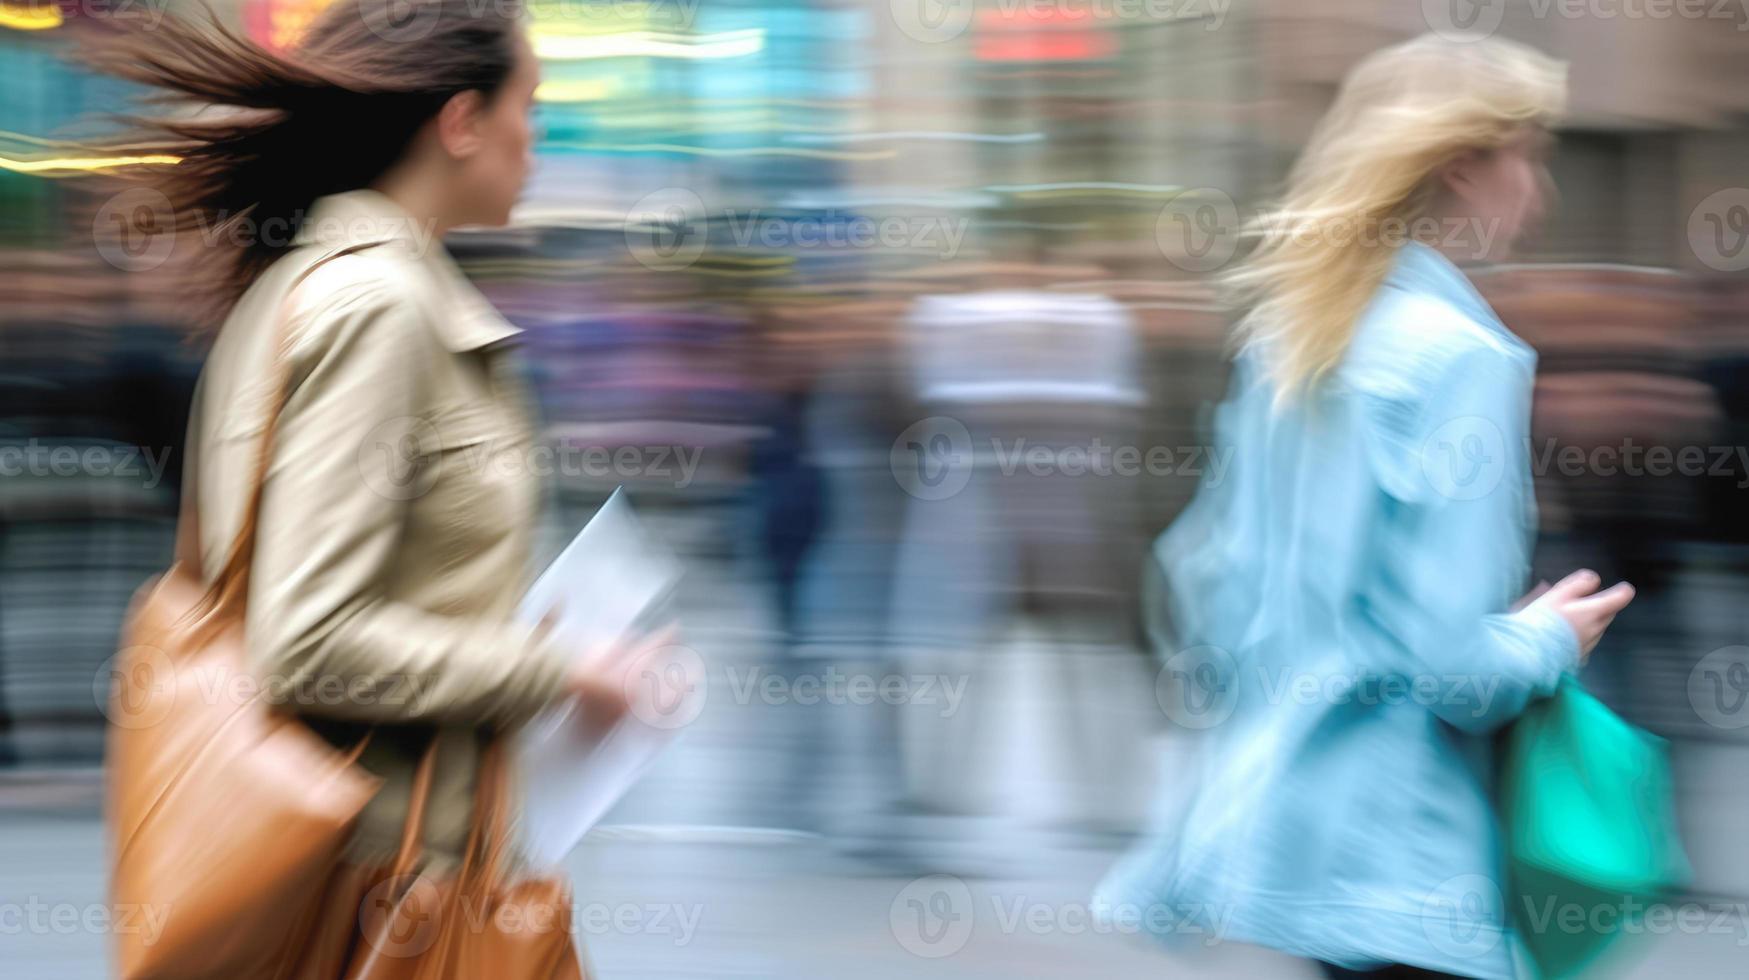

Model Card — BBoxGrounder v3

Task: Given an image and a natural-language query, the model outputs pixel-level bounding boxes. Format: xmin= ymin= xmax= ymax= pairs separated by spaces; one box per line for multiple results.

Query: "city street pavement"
xmin=3 ymin=804 xmax=1748 ymax=979
xmin=5 ymin=518 xmax=1748 ymax=977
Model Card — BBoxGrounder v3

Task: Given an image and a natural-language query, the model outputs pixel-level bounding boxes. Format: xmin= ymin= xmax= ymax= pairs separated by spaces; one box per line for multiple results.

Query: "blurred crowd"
xmin=3 ymin=0 xmax=1749 ymax=895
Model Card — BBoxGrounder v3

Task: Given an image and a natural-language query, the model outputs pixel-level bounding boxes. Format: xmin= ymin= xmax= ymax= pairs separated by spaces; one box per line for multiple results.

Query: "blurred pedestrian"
xmin=890 ymin=259 xmax=1148 ymax=836
xmin=1100 ymin=34 xmax=1635 ymax=980
xmin=84 ymin=2 xmax=662 ymax=974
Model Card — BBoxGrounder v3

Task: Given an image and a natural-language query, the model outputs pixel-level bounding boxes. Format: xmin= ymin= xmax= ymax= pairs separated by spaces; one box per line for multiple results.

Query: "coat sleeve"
xmin=1357 ymin=339 xmax=1579 ymax=734
xmin=241 ymin=277 xmax=573 ymax=728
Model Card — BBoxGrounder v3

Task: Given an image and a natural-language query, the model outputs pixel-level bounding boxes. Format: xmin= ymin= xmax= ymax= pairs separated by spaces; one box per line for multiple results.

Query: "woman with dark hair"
xmin=85 ymin=1 xmax=657 ymax=970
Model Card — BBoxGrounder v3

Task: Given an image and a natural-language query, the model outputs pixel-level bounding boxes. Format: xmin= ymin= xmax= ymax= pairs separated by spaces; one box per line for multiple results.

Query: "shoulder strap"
xmin=173 ymin=374 xmax=205 ymax=573
xmin=178 ymin=242 xmax=382 ymax=614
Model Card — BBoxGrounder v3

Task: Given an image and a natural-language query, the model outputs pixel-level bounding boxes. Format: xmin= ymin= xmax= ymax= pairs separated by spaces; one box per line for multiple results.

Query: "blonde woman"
xmin=1099 ymin=35 xmax=1636 ymax=979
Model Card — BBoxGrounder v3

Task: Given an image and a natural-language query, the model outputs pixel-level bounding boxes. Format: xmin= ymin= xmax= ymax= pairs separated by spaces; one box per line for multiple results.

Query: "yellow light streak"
xmin=0 ymin=2 xmax=62 ymax=30
xmin=0 ymin=152 xmax=181 ymax=175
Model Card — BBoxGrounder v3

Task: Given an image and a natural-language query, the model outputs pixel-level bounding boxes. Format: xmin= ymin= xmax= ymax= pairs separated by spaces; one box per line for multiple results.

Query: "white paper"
xmin=513 ymin=488 xmax=691 ymax=868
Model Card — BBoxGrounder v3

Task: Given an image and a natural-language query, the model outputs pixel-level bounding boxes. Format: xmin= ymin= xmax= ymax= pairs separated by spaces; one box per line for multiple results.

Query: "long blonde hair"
xmin=1228 ymin=34 xmax=1566 ymax=396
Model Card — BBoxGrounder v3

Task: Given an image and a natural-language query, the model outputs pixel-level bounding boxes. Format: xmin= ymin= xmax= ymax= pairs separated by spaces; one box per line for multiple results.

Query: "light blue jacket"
xmin=1099 ymin=243 xmax=1579 ymax=979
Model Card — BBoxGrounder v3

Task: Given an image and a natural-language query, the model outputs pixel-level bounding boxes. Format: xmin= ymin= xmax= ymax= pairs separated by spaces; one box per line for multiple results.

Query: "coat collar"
xmin=1382 ymin=241 xmax=1523 ymax=350
xmin=294 ymin=189 xmax=522 ymax=353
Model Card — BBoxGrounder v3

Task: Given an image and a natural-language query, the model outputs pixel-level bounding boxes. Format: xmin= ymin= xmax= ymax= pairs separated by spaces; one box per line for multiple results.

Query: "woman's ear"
xmin=1439 ymin=148 xmax=1487 ymax=203
xmin=435 ymin=89 xmax=486 ymax=159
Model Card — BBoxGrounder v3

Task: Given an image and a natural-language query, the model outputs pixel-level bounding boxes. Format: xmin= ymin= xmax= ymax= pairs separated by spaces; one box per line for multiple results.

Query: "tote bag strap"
xmin=173 ymin=375 xmax=205 ymax=573
xmin=176 ymin=241 xmax=382 ymax=613
xmin=388 ymin=738 xmax=517 ymax=884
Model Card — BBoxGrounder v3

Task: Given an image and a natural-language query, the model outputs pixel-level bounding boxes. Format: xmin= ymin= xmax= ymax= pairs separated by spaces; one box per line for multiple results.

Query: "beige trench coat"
xmin=187 ymin=189 xmax=571 ymax=869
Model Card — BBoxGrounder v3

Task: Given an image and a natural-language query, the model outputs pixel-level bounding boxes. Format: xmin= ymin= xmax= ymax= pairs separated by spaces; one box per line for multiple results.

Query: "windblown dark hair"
xmin=80 ymin=0 xmax=524 ymax=310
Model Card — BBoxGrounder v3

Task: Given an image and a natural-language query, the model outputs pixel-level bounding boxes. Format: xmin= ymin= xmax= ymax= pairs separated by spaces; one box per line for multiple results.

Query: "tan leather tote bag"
xmin=293 ymin=741 xmax=586 ymax=980
xmin=107 ymin=244 xmax=383 ymax=979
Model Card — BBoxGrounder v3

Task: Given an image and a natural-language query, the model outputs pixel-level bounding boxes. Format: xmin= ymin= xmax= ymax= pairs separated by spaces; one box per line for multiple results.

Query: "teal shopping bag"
xmin=1498 ymin=676 xmax=1690 ymax=978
